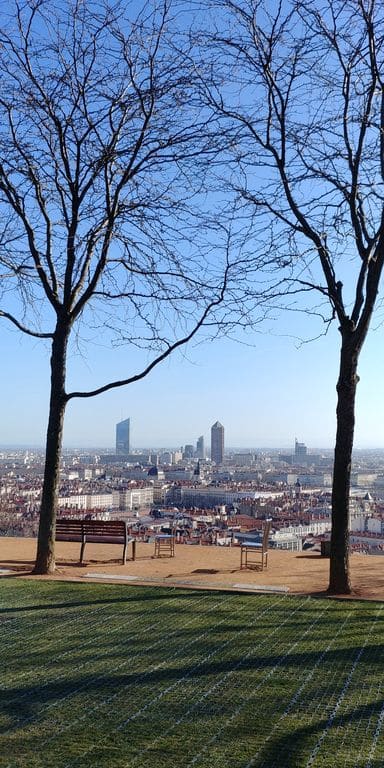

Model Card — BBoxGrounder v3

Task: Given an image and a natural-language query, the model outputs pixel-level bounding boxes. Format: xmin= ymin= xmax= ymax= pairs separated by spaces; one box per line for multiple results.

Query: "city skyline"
xmin=2 ymin=302 xmax=384 ymax=450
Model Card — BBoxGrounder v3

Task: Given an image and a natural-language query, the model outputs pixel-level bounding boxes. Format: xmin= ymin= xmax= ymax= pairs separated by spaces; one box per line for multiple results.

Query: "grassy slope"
xmin=1 ymin=579 xmax=384 ymax=768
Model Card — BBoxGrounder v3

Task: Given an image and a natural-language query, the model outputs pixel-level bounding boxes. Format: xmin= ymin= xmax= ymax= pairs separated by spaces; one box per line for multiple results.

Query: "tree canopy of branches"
xmin=201 ymin=0 xmax=384 ymax=594
xmin=0 ymin=0 xmax=260 ymax=574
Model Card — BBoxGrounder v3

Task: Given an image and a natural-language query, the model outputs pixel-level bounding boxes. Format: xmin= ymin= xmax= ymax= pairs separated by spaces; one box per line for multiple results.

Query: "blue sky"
xmin=1 ymin=0 xmax=384 ymax=453
xmin=2 ymin=304 xmax=383 ymax=450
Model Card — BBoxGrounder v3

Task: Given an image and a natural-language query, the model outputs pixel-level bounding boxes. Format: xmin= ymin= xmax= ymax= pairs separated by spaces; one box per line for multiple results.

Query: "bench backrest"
xmin=82 ymin=519 xmax=127 ymax=536
xmin=56 ymin=519 xmax=84 ymax=537
xmin=262 ymin=520 xmax=271 ymax=550
xmin=56 ymin=518 xmax=128 ymax=539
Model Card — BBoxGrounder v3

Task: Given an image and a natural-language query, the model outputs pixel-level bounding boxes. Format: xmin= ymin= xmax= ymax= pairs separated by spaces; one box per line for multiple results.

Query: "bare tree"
xmin=0 ymin=0 xmax=259 ymax=574
xmin=201 ymin=0 xmax=384 ymax=593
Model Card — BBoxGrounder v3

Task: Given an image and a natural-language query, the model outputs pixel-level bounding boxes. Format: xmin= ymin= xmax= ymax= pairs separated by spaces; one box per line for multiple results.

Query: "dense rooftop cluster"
xmin=2 ymin=447 xmax=384 ymax=553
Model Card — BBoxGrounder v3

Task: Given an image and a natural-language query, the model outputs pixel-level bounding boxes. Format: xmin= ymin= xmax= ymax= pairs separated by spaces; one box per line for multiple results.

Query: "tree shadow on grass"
xmin=2 ymin=635 xmax=384 ymax=728
xmin=2 ymin=668 xmax=384 ymax=768
xmin=0 ymin=583 xmax=232 ymax=614
xmin=244 ymin=698 xmax=384 ymax=767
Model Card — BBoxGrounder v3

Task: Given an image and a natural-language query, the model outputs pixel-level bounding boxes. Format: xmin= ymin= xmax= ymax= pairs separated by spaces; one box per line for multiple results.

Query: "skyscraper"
xmin=295 ymin=439 xmax=307 ymax=459
xmin=183 ymin=444 xmax=194 ymax=460
xmin=196 ymin=435 xmax=205 ymax=459
xmin=211 ymin=421 xmax=224 ymax=464
xmin=116 ymin=418 xmax=130 ymax=454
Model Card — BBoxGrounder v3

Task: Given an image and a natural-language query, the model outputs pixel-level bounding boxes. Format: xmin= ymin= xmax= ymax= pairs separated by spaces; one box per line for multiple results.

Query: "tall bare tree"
xmin=0 ymin=0 xmax=257 ymax=574
xmin=202 ymin=0 xmax=384 ymax=593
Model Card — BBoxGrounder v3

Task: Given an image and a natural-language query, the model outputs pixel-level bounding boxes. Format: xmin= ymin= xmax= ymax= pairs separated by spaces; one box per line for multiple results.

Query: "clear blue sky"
xmin=1 ymin=0 xmax=384 ymax=453
xmin=2 ymin=305 xmax=383 ymax=451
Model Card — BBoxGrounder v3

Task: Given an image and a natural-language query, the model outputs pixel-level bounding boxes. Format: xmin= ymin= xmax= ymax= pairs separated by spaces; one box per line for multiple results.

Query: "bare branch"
xmin=66 ymin=267 xmax=230 ymax=400
xmin=0 ymin=310 xmax=53 ymax=338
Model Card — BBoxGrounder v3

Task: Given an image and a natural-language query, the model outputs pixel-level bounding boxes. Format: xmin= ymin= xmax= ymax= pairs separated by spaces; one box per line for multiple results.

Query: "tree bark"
xmin=33 ymin=324 xmax=69 ymax=574
xmin=328 ymin=332 xmax=360 ymax=595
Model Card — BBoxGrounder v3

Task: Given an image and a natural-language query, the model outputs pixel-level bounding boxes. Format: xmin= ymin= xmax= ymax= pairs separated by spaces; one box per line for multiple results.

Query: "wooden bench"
xmin=55 ymin=518 xmax=134 ymax=564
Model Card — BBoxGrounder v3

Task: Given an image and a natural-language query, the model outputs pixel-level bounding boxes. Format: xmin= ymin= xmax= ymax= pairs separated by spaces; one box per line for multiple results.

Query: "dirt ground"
xmin=1 ymin=536 xmax=384 ymax=600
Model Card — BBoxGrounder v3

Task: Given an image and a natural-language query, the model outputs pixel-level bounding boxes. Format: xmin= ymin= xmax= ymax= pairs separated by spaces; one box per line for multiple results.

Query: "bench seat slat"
xmin=56 ymin=533 xmax=83 ymax=542
xmin=85 ymin=535 xmax=127 ymax=544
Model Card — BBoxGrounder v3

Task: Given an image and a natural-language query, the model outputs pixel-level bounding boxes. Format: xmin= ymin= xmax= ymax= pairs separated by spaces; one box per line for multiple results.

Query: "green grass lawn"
xmin=1 ymin=579 xmax=384 ymax=768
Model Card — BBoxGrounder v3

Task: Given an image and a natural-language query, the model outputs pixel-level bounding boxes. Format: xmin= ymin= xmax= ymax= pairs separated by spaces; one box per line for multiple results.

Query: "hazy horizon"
xmin=1 ymin=442 xmax=383 ymax=454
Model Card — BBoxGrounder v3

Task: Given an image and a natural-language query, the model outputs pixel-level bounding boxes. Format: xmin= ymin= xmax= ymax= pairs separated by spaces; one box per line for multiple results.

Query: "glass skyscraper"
xmin=116 ymin=418 xmax=130 ymax=454
xmin=196 ymin=435 xmax=205 ymax=459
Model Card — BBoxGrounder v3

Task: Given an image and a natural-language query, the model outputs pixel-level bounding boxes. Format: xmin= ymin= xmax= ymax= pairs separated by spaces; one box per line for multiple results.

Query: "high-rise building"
xmin=116 ymin=418 xmax=130 ymax=454
xmin=183 ymin=444 xmax=195 ymax=460
xmin=196 ymin=435 xmax=205 ymax=459
xmin=211 ymin=421 xmax=224 ymax=464
xmin=295 ymin=439 xmax=307 ymax=459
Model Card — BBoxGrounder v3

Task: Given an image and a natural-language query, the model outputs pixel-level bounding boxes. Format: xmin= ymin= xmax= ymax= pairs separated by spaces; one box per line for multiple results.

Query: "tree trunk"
xmin=33 ymin=324 xmax=69 ymax=574
xmin=327 ymin=333 xmax=359 ymax=595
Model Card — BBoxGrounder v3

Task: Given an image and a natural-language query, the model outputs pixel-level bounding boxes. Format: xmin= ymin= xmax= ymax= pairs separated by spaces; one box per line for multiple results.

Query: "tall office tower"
xmin=183 ymin=444 xmax=195 ymax=460
xmin=295 ymin=438 xmax=307 ymax=459
xmin=116 ymin=418 xmax=130 ymax=454
xmin=196 ymin=435 xmax=205 ymax=459
xmin=211 ymin=421 xmax=224 ymax=464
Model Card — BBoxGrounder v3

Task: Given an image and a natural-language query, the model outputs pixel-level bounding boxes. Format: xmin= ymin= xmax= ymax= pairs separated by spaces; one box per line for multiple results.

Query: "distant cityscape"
xmin=1 ymin=415 xmax=384 ymax=556
xmin=111 ymin=417 xmax=330 ymax=466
